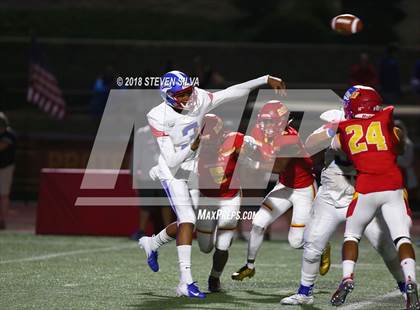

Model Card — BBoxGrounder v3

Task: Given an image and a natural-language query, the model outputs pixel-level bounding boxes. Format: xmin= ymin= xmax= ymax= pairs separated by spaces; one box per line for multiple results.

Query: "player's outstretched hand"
xmin=268 ymin=76 xmax=286 ymax=96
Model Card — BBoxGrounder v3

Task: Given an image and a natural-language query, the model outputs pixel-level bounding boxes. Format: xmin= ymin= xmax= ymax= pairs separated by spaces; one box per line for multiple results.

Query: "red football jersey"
xmin=251 ymin=126 xmax=314 ymax=189
xmin=337 ymin=106 xmax=403 ymax=194
xmin=198 ymin=132 xmax=243 ymax=198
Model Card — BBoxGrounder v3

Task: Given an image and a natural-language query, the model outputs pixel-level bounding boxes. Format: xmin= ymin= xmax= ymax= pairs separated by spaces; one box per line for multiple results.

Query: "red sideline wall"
xmin=36 ymin=168 xmax=140 ymax=236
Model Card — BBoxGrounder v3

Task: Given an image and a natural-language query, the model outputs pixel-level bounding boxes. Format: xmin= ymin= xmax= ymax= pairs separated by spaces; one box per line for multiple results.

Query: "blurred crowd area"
xmin=0 ymin=0 xmax=419 ymax=202
xmin=2 ymin=40 xmax=419 ymax=132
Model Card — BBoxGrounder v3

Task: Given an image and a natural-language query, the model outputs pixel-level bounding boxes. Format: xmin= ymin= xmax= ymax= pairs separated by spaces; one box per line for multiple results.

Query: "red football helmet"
xmin=257 ymin=100 xmax=289 ymax=138
xmin=219 ymin=132 xmax=244 ymax=157
xmin=343 ymin=85 xmax=383 ymax=119
xmin=202 ymin=113 xmax=224 ymax=143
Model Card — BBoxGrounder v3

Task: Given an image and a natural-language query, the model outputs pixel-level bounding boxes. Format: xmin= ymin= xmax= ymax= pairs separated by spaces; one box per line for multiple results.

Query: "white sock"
xmin=342 ymin=260 xmax=355 ymax=280
xmin=301 ymin=257 xmax=320 ymax=287
xmin=301 ymin=271 xmax=317 ymax=287
xmin=401 ymin=258 xmax=417 ymax=283
xmin=247 ymin=225 xmax=264 ymax=268
xmin=246 ymin=262 xmax=255 ymax=269
xmin=151 ymin=228 xmax=175 ymax=251
xmin=178 ymin=245 xmax=193 ymax=285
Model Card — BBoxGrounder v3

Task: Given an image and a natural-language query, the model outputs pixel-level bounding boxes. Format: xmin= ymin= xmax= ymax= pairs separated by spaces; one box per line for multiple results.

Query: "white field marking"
xmin=0 ymin=239 xmax=122 ymax=246
xmin=0 ymin=244 xmax=135 ymax=264
xmin=340 ymin=290 xmax=401 ymax=310
xmin=227 ymin=262 xmax=420 ymax=271
xmin=330 ymin=263 xmax=386 ymax=269
xmin=226 ymin=262 xmax=395 ymax=269
xmin=332 ymin=264 xmax=420 ymax=271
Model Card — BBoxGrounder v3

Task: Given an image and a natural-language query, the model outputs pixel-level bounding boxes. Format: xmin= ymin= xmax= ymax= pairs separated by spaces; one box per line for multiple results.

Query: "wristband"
xmin=326 ymin=128 xmax=336 ymax=138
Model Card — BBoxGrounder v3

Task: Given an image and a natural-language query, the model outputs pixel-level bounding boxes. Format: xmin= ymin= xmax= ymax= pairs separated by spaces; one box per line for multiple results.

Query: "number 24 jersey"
xmin=334 ymin=106 xmax=403 ymax=194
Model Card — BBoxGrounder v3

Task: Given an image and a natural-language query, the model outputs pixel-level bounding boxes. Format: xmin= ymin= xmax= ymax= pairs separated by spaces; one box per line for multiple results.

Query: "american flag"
xmin=27 ymin=37 xmax=66 ymax=119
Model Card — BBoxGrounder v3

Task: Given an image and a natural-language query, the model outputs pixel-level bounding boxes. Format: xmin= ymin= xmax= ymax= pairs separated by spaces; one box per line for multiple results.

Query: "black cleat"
xmin=208 ymin=276 xmax=222 ymax=293
xmin=406 ymin=282 xmax=420 ymax=310
xmin=331 ymin=279 xmax=354 ymax=306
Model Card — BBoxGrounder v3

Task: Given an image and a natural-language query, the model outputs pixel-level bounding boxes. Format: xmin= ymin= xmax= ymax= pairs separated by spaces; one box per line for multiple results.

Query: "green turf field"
xmin=0 ymin=232 xmax=412 ymax=310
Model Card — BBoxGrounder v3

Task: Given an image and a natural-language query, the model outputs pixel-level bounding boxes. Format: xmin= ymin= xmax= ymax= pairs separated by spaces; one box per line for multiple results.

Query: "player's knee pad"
xmin=252 ymin=207 xmax=272 ymax=229
xmin=199 ymin=243 xmax=214 ymax=254
xmin=303 ymin=245 xmax=323 ymax=264
xmin=288 ymin=228 xmax=305 ymax=249
xmin=197 ymin=232 xmax=214 ymax=253
xmin=218 ymin=217 xmax=237 ymax=231
xmin=216 ymin=229 xmax=235 ymax=251
xmin=196 ymin=218 xmax=215 ymax=234
xmin=177 ymin=207 xmax=196 ymax=225
xmin=394 ymin=236 xmax=412 ymax=250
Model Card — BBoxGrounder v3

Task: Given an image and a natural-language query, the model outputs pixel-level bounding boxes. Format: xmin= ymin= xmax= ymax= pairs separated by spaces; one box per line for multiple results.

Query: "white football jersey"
xmin=147 ymin=76 xmax=268 ymax=181
xmin=320 ymin=148 xmax=356 ymax=208
xmin=311 ymin=120 xmax=356 ymax=209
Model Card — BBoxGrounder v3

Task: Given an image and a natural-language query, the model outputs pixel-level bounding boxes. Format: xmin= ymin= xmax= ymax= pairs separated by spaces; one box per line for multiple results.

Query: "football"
xmin=331 ymin=14 xmax=363 ymax=35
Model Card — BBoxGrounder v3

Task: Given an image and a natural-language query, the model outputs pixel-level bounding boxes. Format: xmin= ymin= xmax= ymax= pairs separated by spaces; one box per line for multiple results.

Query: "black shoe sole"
xmin=331 ymin=282 xmax=354 ymax=306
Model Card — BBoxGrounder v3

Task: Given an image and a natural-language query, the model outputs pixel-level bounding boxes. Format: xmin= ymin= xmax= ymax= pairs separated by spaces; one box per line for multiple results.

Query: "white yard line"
xmin=331 ymin=263 xmax=375 ymax=269
xmin=0 ymin=239 xmax=119 ymax=246
xmin=226 ymin=262 xmax=394 ymax=269
xmin=333 ymin=263 xmax=420 ymax=271
xmin=340 ymin=290 xmax=401 ymax=310
xmin=227 ymin=262 xmax=420 ymax=271
xmin=0 ymin=244 xmax=136 ymax=264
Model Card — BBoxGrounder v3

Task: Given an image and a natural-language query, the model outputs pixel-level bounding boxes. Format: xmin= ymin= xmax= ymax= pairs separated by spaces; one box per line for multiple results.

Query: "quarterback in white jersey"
xmin=141 ymin=70 xmax=285 ymax=299
xmin=280 ymin=110 xmax=405 ymax=306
